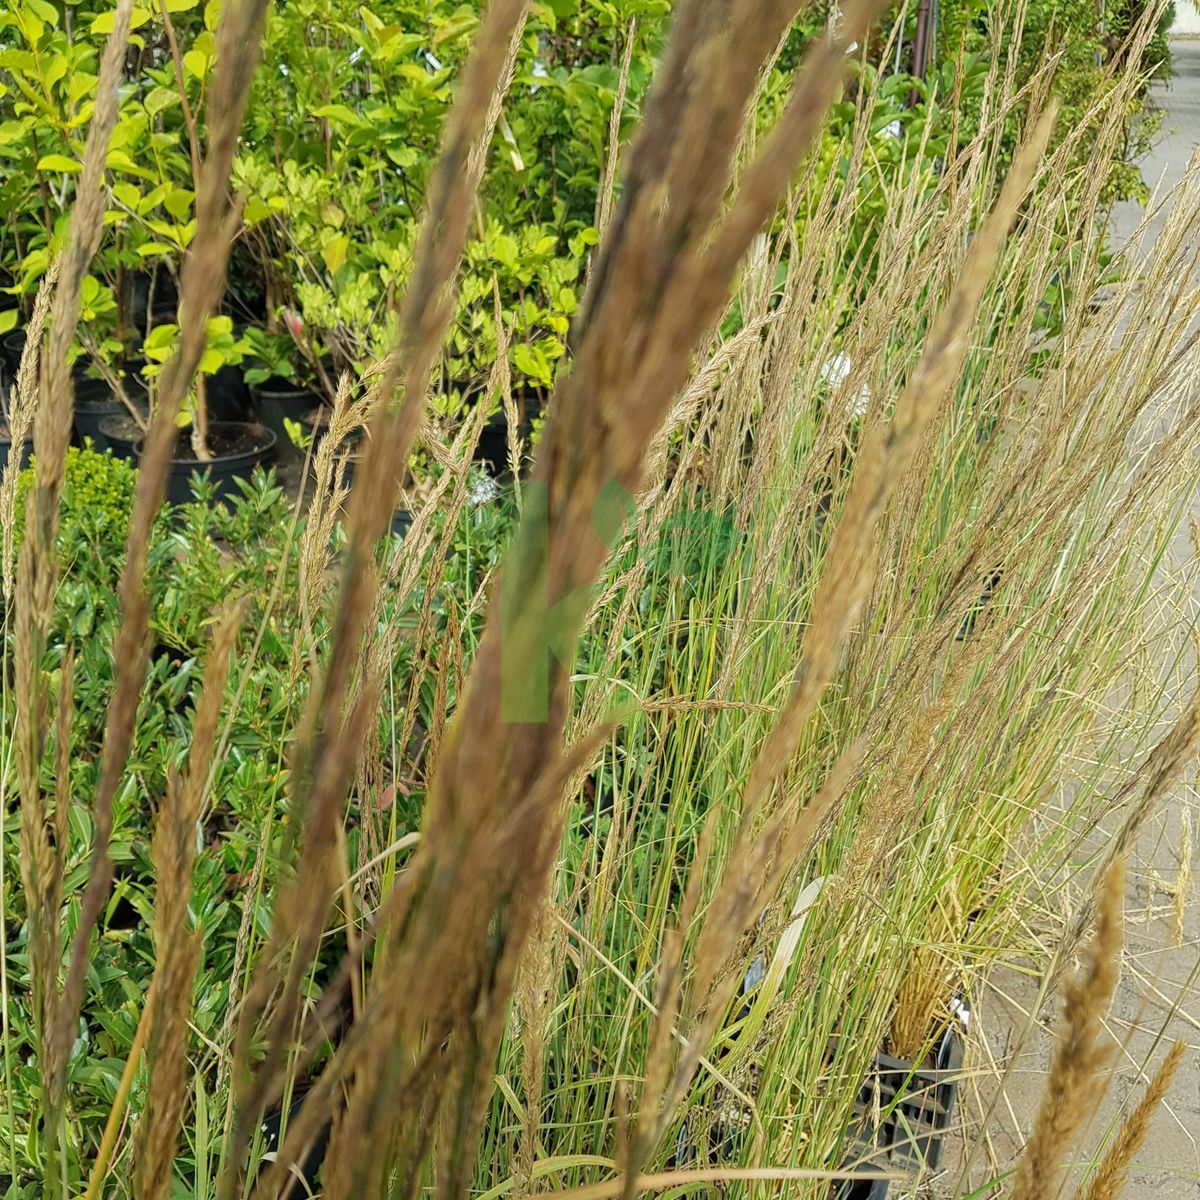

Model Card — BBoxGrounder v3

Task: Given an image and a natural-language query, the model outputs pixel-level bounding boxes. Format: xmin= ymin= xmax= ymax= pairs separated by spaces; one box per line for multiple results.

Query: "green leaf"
xmin=106 ymin=148 xmax=157 ymax=180
xmin=163 ymin=188 xmax=193 ymax=220
xmin=92 ymin=6 xmax=151 ymax=33
xmin=25 ymin=0 xmax=59 ymax=26
xmin=37 ymin=153 xmax=81 ymax=173
xmin=513 ymin=342 xmax=549 ymax=384
xmin=311 ymin=103 xmax=365 ymax=127
xmin=321 ymin=234 xmax=349 ymax=274
xmin=111 ymin=181 xmax=140 ymax=209
xmin=385 ymin=145 xmax=419 ymax=168
xmin=143 ymin=86 xmax=178 ymax=116
xmin=136 ymin=241 xmax=177 ymax=258
xmin=0 ymin=309 xmax=17 ymax=335
xmin=493 ymin=234 xmax=519 ymax=270
xmin=0 ymin=120 xmax=28 ymax=146
xmin=183 ymin=48 xmax=211 ymax=79
xmin=243 ymin=196 xmax=274 ymax=226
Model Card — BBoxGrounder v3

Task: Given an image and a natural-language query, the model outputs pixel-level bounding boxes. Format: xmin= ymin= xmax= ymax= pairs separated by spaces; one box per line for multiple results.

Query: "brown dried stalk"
xmin=889 ymin=893 xmax=964 ymax=1060
xmin=0 ymin=259 xmax=57 ymax=599
xmin=737 ymin=103 xmax=1057 ymax=831
xmin=1076 ymin=1042 xmax=1187 ymax=1200
xmin=298 ymin=3 xmax=898 ymax=1196
xmin=1008 ymin=859 xmax=1125 ymax=1200
xmin=220 ymin=1 xmax=532 ymax=1190
xmin=134 ymin=604 xmax=243 ymax=1200
xmin=12 ymin=0 xmax=135 ymax=1141
xmin=50 ymin=0 xmax=270 ymax=1125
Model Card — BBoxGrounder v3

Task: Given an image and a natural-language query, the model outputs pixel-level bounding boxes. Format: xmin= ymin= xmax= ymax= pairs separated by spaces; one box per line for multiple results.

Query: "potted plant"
xmin=845 ymin=897 xmax=970 ymax=1181
xmin=869 ymin=1000 xmax=968 ymax=1175
xmin=243 ymin=320 xmax=331 ymax=461
xmin=137 ymin=316 xmax=276 ymax=505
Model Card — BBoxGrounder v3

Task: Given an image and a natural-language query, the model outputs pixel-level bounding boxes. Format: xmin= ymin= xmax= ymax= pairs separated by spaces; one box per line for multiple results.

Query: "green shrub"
xmin=13 ymin=445 xmax=136 ymax=569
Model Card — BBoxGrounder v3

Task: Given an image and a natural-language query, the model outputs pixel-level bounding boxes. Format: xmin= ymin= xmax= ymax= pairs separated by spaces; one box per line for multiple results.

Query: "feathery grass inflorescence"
xmin=1008 ymin=859 xmax=1125 ymax=1200
xmin=11 ymin=0 xmax=135 ymax=1178
xmin=1076 ymin=1041 xmax=1187 ymax=1200
xmin=5 ymin=0 xmax=1199 ymax=1194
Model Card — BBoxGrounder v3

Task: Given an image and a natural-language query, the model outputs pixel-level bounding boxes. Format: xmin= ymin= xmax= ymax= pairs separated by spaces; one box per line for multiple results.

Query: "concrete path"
xmin=937 ymin=42 xmax=1200 ymax=1200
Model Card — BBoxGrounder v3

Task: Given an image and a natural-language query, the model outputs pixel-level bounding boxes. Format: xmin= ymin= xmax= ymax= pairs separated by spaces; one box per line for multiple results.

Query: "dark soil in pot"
xmin=148 ymin=421 xmax=277 ymax=507
xmin=97 ymin=409 xmax=149 ymax=462
xmin=250 ymin=378 xmax=322 ymax=461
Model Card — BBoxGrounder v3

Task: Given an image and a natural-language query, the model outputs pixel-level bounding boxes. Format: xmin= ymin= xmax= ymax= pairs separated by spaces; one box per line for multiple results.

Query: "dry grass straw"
xmin=889 ymin=890 xmax=965 ymax=1060
xmin=1008 ymin=859 xmax=1125 ymax=1200
xmin=8 ymin=0 xmax=1196 ymax=1192
xmin=134 ymin=603 xmax=243 ymax=1200
xmin=1076 ymin=1041 xmax=1187 ymax=1200
xmin=0 ymin=259 xmax=57 ymax=599
xmin=623 ymin=105 xmax=1055 ymax=1171
xmin=222 ymin=0 xmax=533 ymax=1191
xmin=11 ymin=0 xmax=135 ymax=1167
xmin=279 ymin=4 xmax=901 ymax=1196
xmin=39 ymin=0 xmax=272 ymax=1155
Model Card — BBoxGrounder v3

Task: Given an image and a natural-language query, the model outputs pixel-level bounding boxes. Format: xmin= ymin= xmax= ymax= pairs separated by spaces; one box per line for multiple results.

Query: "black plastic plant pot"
xmin=74 ymin=376 xmax=129 ymax=449
xmin=250 ymin=378 xmax=322 ymax=460
xmin=836 ymin=1171 xmax=890 ymax=1200
xmin=473 ymin=392 xmax=545 ymax=476
xmin=143 ymin=422 xmax=277 ymax=507
xmin=255 ymin=1095 xmax=332 ymax=1200
xmin=835 ymin=1077 xmax=893 ymax=1200
xmin=390 ymin=507 xmax=414 ymax=539
xmin=869 ymin=1003 xmax=968 ymax=1175
xmin=1 ymin=328 xmax=26 ymax=375
xmin=0 ymin=429 xmax=32 ymax=474
xmin=123 ymin=269 xmax=179 ymax=335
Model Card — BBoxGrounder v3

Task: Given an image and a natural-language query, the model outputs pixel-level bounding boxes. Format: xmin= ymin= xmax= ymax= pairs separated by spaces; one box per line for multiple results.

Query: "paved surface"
xmin=935 ymin=42 xmax=1200 ymax=1200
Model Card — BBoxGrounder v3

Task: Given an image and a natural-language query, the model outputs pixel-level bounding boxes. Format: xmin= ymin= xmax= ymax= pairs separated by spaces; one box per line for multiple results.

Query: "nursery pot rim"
xmin=249 ymin=375 xmax=322 ymax=400
xmin=137 ymin=420 xmax=277 ymax=467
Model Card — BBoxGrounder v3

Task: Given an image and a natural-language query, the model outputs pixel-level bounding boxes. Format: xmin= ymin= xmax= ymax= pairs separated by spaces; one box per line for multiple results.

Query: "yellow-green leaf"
xmin=26 ymin=0 xmax=59 ymax=27
xmin=111 ymin=181 xmax=141 ymax=209
xmin=183 ymin=48 xmax=211 ymax=78
xmin=164 ymin=188 xmax=193 ymax=220
xmin=321 ymin=234 xmax=349 ymax=274
xmin=36 ymin=153 xmax=81 ymax=173
xmin=92 ymin=6 xmax=150 ymax=33
xmin=243 ymin=196 xmax=274 ymax=225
